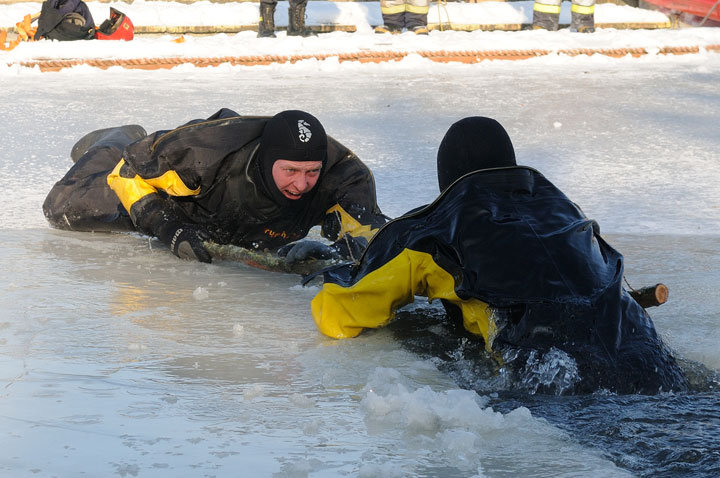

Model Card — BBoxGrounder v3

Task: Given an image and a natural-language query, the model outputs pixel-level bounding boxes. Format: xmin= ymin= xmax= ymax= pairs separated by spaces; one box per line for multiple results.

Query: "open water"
xmin=1 ymin=53 xmax=719 ymax=477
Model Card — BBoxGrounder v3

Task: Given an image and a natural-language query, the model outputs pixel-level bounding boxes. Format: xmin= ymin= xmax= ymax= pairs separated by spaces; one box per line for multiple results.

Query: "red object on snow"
xmin=95 ymin=8 xmax=134 ymax=41
xmin=642 ymin=0 xmax=720 ymax=23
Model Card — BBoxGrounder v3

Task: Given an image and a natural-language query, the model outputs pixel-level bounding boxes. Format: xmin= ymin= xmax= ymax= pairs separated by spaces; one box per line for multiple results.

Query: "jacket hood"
xmin=436 ymin=116 xmax=516 ymax=193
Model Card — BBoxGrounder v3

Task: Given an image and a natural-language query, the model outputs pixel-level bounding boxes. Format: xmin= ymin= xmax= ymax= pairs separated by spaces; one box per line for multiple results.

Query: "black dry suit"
xmin=43 ymin=108 xmax=386 ymax=257
xmin=311 ymin=117 xmax=687 ymax=394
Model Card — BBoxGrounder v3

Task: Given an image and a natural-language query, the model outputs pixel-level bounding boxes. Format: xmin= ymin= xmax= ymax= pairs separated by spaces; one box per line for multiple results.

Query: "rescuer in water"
xmin=310 ymin=116 xmax=688 ymax=394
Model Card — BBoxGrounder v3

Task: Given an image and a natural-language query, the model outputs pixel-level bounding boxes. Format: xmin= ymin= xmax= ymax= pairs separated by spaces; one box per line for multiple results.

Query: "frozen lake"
xmin=1 ymin=53 xmax=719 ymax=476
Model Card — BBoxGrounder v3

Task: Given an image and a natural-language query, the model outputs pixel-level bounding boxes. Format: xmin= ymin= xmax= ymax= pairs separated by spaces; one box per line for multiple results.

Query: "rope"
xmin=699 ymin=0 xmax=720 ymax=26
xmin=623 ymin=276 xmax=637 ymax=293
xmin=9 ymin=44 xmax=720 ymax=71
xmin=436 ymin=0 xmax=452 ymax=32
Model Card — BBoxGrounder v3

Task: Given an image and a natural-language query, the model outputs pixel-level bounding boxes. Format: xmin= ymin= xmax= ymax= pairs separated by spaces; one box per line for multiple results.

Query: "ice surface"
xmin=0 ymin=51 xmax=718 ymax=476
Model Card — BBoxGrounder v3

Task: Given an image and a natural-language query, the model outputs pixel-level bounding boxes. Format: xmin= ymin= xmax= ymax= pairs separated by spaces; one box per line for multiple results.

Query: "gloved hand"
xmin=167 ymin=224 xmax=212 ymax=263
xmin=277 ymin=240 xmax=340 ymax=265
xmin=331 ymin=235 xmax=368 ymax=261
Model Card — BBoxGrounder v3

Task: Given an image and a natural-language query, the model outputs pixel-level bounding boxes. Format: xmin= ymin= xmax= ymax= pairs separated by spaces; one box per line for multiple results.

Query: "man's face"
xmin=271 ymin=159 xmax=323 ymax=200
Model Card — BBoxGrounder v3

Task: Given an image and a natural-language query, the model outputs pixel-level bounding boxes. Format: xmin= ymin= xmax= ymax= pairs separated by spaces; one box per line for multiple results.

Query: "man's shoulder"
xmin=325 ymin=135 xmax=365 ymax=169
xmin=446 ymin=166 xmax=557 ymax=197
xmin=173 ymin=111 xmax=268 ymax=133
xmin=124 ymin=112 xmax=267 ymax=171
xmin=150 ymin=114 xmax=267 ymax=154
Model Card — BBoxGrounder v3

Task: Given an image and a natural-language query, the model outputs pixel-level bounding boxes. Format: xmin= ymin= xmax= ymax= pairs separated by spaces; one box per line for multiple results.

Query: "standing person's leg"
xmin=404 ymin=0 xmax=429 ymax=34
xmin=532 ymin=0 xmax=561 ymax=31
xmin=288 ymin=0 xmax=316 ymax=36
xmin=374 ymin=0 xmax=406 ymax=33
xmin=258 ymin=0 xmax=277 ymax=38
xmin=43 ymin=125 xmax=146 ymax=232
xmin=570 ymin=0 xmax=595 ymax=32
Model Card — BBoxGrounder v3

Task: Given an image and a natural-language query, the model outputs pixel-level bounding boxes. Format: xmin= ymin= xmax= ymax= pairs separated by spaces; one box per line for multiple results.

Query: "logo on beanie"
xmin=297 ymin=120 xmax=312 ymax=143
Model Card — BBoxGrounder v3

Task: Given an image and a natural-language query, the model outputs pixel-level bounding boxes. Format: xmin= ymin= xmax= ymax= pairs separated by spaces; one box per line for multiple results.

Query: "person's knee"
xmin=71 ymin=125 xmax=146 ymax=163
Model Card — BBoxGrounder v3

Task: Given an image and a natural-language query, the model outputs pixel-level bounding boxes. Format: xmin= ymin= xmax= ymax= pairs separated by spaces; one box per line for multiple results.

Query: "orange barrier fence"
xmin=7 ymin=44 xmax=720 ymax=71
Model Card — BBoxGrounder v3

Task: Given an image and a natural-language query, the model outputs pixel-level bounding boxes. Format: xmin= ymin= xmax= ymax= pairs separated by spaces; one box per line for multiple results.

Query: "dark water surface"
xmin=388 ymin=306 xmax=720 ymax=477
xmin=493 ymin=391 xmax=720 ymax=477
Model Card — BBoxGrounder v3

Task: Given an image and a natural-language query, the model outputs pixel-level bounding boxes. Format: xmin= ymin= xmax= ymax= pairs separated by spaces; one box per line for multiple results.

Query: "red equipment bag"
xmin=95 ymin=7 xmax=133 ymax=40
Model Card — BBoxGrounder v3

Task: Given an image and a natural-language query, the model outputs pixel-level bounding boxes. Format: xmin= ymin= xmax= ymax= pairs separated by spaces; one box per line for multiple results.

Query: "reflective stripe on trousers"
xmin=380 ymin=0 xmax=430 ymax=15
xmin=533 ymin=0 xmax=595 ymax=13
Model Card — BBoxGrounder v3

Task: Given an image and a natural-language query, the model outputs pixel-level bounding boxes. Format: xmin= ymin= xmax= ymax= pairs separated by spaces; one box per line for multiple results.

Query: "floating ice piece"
xmin=193 ymin=286 xmax=209 ymax=300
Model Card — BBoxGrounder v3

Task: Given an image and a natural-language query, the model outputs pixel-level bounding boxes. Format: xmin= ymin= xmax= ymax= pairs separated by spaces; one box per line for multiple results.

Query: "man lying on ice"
xmin=43 ymin=109 xmax=387 ymax=264
xmin=310 ymin=116 xmax=689 ymax=394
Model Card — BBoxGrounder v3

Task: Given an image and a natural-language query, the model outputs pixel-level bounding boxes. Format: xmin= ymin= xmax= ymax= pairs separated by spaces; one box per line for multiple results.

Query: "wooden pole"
xmin=629 ymin=283 xmax=668 ymax=308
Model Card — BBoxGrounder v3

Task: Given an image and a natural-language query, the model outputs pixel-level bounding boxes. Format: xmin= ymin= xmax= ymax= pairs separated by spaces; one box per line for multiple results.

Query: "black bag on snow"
xmin=35 ymin=0 xmax=95 ymax=41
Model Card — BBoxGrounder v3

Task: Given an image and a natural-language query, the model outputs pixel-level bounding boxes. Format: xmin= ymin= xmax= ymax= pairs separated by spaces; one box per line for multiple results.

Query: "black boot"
xmin=258 ymin=3 xmax=276 ymax=38
xmin=570 ymin=11 xmax=595 ymax=33
xmin=288 ymin=3 xmax=316 ymax=37
xmin=532 ymin=9 xmax=560 ymax=31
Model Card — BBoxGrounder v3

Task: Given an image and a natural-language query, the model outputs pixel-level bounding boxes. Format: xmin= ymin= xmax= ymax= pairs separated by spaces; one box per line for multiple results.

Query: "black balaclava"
xmin=436 ymin=117 xmax=517 ymax=193
xmin=256 ymin=110 xmax=328 ymax=208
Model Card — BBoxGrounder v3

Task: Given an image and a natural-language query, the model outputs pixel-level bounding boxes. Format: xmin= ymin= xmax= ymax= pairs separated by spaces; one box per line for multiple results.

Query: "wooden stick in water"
xmin=629 ymin=283 xmax=668 ymax=308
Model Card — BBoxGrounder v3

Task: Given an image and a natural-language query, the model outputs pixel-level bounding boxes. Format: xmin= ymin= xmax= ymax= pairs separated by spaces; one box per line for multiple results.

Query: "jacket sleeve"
xmin=106 ymin=154 xmax=201 ymax=241
xmin=310 ymin=249 xmax=496 ymax=348
xmin=320 ymin=149 xmax=387 ymax=243
xmin=106 ymin=157 xmax=201 ymax=213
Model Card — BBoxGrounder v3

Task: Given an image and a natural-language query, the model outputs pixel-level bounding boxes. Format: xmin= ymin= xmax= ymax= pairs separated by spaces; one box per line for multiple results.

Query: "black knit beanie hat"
xmin=436 ymin=117 xmax=517 ymax=193
xmin=255 ymin=110 xmax=328 ymax=206
xmin=260 ymin=109 xmax=327 ymax=173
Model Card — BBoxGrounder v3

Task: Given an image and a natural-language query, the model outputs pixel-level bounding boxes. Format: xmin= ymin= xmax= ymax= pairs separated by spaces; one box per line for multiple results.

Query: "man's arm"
xmin=104 ymin=109 xmax=253 ymax=262
xmin=311 ymin=249 xmax=494 ymax=345
xmin=319 ymin=149 xmax=388 ymax=258
xmin=106 ymin=158 xmax=211 ymax=262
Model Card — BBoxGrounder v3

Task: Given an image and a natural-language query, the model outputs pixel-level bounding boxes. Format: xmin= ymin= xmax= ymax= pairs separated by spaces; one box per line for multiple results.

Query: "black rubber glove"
xmin=277 ymin=240 xmax=340 ymax=265
xmin=129 ymin=196 xmax=212 ymax=263
xmin=166 ymin=224 xmax=212 ymax=263
xmin=331 ymin=235 xmax=368 ymax=261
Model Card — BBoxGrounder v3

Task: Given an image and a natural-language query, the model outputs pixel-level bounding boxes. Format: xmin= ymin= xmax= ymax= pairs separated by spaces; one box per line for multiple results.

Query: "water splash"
xmin=501 ymin=347 xmax=580 ymax=396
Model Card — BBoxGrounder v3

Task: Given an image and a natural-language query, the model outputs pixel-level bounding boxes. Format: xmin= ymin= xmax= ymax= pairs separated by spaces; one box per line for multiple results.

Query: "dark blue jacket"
xmin=50 ymin=0 xmax=94 ymax=28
